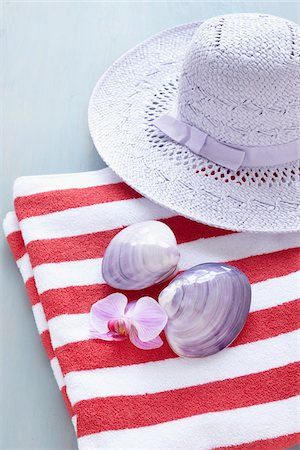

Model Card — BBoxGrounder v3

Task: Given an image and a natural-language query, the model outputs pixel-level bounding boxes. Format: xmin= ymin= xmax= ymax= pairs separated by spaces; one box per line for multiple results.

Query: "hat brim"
xmin=88 ymin=22 xmax=300 ymax=233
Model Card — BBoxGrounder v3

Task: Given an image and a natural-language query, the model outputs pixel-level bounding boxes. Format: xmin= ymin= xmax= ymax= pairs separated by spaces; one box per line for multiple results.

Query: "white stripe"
xmin=4 ymin=234 xmax=69 ymax=404
xmin=34 ymin=258 xmax=103 ymax=294
xmin=65 ymin=330 xmax=299 ymax=404
xmin=49 ymin=313 xmax=90 ymax=349
xmin=77 ymin=396 xmax=299 ymax=450
xmin=32 ymin=303 xmax=48 ymax=334
xmin=71 ymin=415 xmax=77 ymax=432
xmin=2 ymin=212 xmax=20 ymax=235
xmin=33 ymin=231 xmax=299 ymax=293
xmin=20 ymin=197 xmax=174 ymax=244
xmin=178 ymin=231 xmax=299 ymax=270
xmin=48 ymin=272 xmax=299 ymax=349
xmin=13 ymin=167 xmax=120 ymax=197
xmin=50 ymin=357 xmax=65 ymax=390
xmin=251 ymin=271 xmax=300 ymax=311
xmin=16 ymin=253 xmax=33 ymax=283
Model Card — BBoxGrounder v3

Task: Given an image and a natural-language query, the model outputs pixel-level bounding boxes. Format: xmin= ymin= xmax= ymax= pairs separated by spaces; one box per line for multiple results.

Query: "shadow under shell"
xmin=158 ymin=263 xmax=251 ymax=358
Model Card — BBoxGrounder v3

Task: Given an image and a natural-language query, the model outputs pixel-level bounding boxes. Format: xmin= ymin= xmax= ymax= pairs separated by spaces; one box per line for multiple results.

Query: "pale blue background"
xmin=1 ymin=1 xmax=299 ymax=449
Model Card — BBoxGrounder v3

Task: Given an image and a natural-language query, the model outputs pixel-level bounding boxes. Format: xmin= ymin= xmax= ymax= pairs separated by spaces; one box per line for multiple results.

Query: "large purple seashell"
xmin=159 ymin=263 xmax=251 ymax=358
xmin=102 ymin=221 xmax=180 ymax=290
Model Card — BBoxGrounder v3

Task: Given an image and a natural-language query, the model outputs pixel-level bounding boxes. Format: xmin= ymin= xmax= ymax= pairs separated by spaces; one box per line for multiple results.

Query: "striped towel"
xmin=3 ymin=167 xmax=300 ymax=450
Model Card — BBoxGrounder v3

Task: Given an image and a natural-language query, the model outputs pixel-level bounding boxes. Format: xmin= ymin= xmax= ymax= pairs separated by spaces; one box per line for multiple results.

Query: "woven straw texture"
xmin=89 ymin=14 xmax=300 ymax=232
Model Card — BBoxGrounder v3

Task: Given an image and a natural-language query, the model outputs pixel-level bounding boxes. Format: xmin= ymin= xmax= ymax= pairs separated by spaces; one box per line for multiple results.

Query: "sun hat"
xmin=88 ymin=13 xmax=300 ymax=233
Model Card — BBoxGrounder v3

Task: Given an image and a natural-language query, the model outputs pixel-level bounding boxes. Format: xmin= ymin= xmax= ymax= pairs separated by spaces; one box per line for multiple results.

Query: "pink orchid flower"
xmin=90 ymin=293 xmax=168 ymax=350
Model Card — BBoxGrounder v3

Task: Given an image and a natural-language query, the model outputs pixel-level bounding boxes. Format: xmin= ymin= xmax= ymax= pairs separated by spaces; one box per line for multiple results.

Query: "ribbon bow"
xmin=154 ymin=115 xmax=300 ymax=171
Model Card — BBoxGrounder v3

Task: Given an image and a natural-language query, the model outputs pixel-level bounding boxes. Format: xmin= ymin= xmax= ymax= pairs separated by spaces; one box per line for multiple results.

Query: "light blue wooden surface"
xmin=1 ymin=1 xmax=299 ymax=449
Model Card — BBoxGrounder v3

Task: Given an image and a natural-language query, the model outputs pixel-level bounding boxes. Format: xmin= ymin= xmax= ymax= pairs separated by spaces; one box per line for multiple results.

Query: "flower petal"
xmin=125 ymin=300 xmax=137 ymax=315
xmin=90 ymin=293 xmax=128 ymax=334
xmin=90 ymin=329 xmax=127 ymax=341
xmin=129 ymin=326 xmax=164 ymax=350
xmin=127 ymin=296 xmax=168 ymax=342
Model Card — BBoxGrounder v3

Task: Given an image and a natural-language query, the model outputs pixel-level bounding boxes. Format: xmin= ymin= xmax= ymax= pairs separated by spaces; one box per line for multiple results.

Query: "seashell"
xmin=159 ymin=263 xmax=251 ymax=358
xmin=102 ymin=221 xmax=180 ymax=290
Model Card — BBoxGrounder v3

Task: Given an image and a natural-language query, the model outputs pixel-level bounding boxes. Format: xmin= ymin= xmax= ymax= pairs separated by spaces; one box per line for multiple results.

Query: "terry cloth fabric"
xmin=3 ymin=167 xmax=300 ymax=450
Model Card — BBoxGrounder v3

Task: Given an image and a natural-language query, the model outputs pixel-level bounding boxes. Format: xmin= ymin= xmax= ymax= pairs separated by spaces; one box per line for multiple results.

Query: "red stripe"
xmin=75 ymin=363 xmax=299 ymax=436
xmin=5 ymin=231 xmax=41 ymax=307
xmin=25 ymin=277 xmax=40 ymax=306
xmin=215 ymin=432 xmax=300 ymax=450
xmin=161 ymin=216 xmax=233 ymax=240
xmin=39 ymin=333 xmax=74 ymax=417
xmin=6 ymin=230 xmax=26 ymax=260
xmin=57 ymin=299 xmax=299 ymax=375
xmin=40 ymin=248 xmax=299 ymax=320
xmin=40 ymin=330 xmax=55 ymax=360
xmin=41 ymin=278 xmax=172 ymax=320
xmin=5 ymin=231 xmax=54 ymax=361
xmin=229 ymin=247 xmax=300 ymax=285
xmin=15 ymin=182 xmax=141 ymax=220
xmin=27 ymin=216 xmax=232 ymax=267
xmin=232 ymin=299 xmax=300 ymax=347
xmin=27 ymin=230 xmax=121 ymax=267
xmin=57 ymin=333 xmax=175 ymax=375
xmin=61 ymin=386 xmax=74 ymax=418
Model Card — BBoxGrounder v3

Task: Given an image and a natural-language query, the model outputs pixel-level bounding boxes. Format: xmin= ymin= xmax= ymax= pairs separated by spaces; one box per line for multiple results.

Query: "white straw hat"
xmin=89 ymin=13 xmax=300 ymax=232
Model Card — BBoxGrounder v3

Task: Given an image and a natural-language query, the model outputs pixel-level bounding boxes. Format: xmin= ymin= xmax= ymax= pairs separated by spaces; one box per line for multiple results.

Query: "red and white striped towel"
xmin=3 ymin=167 xmax=300 ymax=450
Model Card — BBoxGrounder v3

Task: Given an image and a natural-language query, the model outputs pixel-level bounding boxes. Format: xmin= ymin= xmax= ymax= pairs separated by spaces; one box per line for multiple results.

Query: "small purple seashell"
xmin=102 ymin=221 xmax=180 ymax=290
xmin=158 ymin=263 xmax=251 ymax=358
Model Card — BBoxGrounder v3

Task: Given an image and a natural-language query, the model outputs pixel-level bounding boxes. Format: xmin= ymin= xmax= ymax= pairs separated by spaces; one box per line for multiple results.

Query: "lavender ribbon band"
xmin=154 ymin=115 xmax=300 ymax=171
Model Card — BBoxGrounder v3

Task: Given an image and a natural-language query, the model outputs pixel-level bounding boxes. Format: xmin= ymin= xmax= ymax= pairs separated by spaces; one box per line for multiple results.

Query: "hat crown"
xmin=178 ymin=13 xmax=300 ymax=147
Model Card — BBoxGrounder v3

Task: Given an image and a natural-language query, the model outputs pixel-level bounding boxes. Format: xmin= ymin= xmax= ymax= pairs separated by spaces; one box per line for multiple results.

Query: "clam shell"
xmin=159 ymin=263 xmax=251 ymax=358
xmin=102 ymin=221 xmax=180 ymax=290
